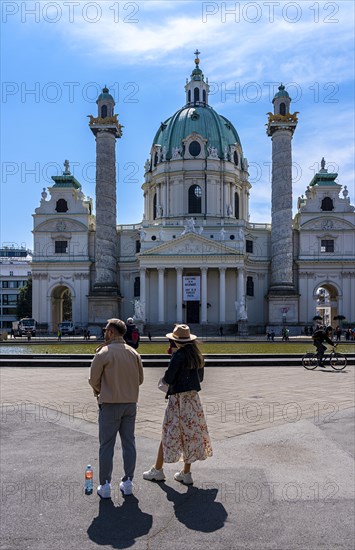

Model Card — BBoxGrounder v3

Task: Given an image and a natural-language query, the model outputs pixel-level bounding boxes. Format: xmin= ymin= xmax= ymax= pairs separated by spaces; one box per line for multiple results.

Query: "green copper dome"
xmin=96 ymin=86 xmax=114 ymax=104
xmin=152 ymin=105 xmax=242 ymax=160
xmin=272 ymin=84 xmax=290 ymax=102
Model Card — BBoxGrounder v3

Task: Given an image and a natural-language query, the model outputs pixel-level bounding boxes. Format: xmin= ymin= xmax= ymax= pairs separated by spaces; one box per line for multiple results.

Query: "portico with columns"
xmin=137 ymin=233 xmax=247 ymax=325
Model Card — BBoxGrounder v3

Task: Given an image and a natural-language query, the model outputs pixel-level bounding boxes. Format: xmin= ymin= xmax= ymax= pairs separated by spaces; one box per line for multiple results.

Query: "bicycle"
xmin=302 ymin=346 xmax=347 ymax=371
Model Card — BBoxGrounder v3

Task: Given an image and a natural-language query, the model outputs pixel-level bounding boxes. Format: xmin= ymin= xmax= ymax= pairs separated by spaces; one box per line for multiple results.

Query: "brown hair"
xmin=177 ymin=341 xmax=204 ymax=370
xmin=106 ymin=318 xmax=126 ymax=336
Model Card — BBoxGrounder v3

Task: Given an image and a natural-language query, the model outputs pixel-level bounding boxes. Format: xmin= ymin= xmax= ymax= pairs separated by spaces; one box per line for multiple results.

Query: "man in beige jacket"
xmin=89 ymin=318 xmax=144 ymax=498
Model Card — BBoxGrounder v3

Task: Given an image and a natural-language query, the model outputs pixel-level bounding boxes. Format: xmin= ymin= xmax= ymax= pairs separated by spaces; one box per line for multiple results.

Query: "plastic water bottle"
xmin=85 ymin=465 xmax=93 ymax=495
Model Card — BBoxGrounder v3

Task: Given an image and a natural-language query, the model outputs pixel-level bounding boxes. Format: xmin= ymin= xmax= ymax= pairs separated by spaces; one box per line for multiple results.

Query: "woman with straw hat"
xmin=143 ymin=324 xmax=213 ymax=485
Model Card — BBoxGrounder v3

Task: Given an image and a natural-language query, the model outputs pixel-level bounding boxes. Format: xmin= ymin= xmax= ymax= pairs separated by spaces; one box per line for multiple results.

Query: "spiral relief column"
xmin=88 ymin=87 xmax=123 ymax=325
xmin=267 ymin=85 xmax=299 ymax=326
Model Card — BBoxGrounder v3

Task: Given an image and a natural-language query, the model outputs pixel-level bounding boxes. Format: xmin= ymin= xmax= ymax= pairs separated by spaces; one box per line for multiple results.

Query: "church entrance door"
xmin=186 ymin=301 xmax=199 ymax=324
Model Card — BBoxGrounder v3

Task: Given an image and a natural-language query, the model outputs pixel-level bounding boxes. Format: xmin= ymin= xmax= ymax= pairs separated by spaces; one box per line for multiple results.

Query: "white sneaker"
xmin=119 ymin=478 xmax=133 ymax=496
xmin=174 ymin=470 xmax=193 ymax=485
xmin=97 ymin=481 xmax=112 ymax=499
xmin=142 ymin=466 xmax=166 ymax=481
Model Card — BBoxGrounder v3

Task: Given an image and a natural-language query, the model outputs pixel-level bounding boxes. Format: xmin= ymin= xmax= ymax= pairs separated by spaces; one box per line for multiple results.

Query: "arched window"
xmin=234 ymin=193 xmax=239 ymax=219
xmin=153 ymin=193 xmax=157 ymax=219
xmin=280 ymin=102 xmax=286 ymax=116
xmin=134 ymin=277 xmax=140 ymax=297
xmin=55 ymin=199 xmax=68 ymax=213
xmin=234 ymin=150 xmax=239 ymax=166
xmin=194 ymin=87 xmax=200 ymax=103
xmin=154 ymin=151 xmax=158 ymax=166
xmin=188 ymin=90 xmax=191 ymax=103
xmin=203 ymin=90 xmax=206 ymax=103
xmin=188 ymin=185 xmax=202 ymax=213
xmin=321 ymin=197 xmax=334 ymax=211
xmin=246 ymin=276 xmax=254 ymax=296
xmin=101 ymin=105 xmax=107 ymax=118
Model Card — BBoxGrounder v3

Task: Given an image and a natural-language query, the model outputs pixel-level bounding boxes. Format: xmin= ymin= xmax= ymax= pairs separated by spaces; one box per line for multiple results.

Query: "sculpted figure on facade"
xmin=207 ymin=145 xmax=218 ymax=159
xmin=139 ymin=227 xmax=147 ymax=242
xmin=172 ymin=147 xmax=182 ymax=159
xmin=133 ymin=299 xmax=145 ymax=321
xmin=236 ymin=299 xmax=248 ymax=321
xmin=181 ymin=217 xmax=197 ymax=235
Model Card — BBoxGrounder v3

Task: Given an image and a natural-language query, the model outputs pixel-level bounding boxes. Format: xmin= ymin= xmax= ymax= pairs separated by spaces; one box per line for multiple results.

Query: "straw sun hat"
xmin=165 ymin=324 xmax=197 ymax=343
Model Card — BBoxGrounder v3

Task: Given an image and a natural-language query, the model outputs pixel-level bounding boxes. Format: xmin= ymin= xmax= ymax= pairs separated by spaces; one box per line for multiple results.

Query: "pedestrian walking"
xmin=89 ymin=318 xmax=144 ymax=498
xmin=57 ymin=329 xmax=61 ymax=342
xmin=143 ymin=324 xmax=213 ymax=486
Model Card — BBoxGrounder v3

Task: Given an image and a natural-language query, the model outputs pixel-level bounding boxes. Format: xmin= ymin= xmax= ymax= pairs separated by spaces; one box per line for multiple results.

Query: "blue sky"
xmin=1 ymin=0 xmax=354 ymax=250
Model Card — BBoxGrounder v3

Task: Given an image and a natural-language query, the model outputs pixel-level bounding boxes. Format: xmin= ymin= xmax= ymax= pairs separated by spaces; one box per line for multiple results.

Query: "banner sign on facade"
xmin=183 ymin=276 xmax=200 ymax=301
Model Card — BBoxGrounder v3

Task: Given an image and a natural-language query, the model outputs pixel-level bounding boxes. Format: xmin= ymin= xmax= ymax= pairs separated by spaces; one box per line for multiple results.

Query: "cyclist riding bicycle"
xmin=312 ymin=326 xmax=335 ymax=367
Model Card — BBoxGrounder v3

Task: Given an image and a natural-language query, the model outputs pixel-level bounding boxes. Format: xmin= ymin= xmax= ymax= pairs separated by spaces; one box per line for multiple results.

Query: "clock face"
xmin=322 ymin=220 xmax=333 ymax=230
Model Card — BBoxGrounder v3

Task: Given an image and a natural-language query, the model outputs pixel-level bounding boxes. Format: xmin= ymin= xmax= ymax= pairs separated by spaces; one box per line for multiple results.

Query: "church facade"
xmin=31 ymin=55 xmax=355 ymax=334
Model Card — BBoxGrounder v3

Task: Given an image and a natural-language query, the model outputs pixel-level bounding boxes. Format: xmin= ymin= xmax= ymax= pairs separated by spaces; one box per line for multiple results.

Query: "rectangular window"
xmin=55 ymin=240 xmax=68 ymax=254
xmin=246 ymin=276 xmax=254 ymax=296
xmin=2 ymin=294 xmax=18 ymax=305
xmin=8 ymin=281 xmax=19 ymax=288
xmin=2 ymin=281 xmax=9 ymax=288
xmin=246 ymin=240 xmax=253 ymax=253
xmin=2 ymin=307 xmax=17 ymax=315
xmin=321 ymin=239 xmax=334 ymax=253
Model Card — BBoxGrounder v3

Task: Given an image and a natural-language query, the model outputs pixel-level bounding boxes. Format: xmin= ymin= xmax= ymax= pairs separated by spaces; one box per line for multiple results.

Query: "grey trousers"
xmin=98 ymin=403 xmax=137 ymax=485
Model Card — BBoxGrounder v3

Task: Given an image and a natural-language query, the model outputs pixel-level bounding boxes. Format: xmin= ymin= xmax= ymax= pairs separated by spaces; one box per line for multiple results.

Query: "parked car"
xmin=58 ymin=321 xmax=75 ymax=335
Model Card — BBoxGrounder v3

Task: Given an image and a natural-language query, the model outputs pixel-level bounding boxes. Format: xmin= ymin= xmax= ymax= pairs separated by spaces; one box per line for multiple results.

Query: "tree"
xmin=62 ymin=289 xmax=72 ymax=320
xmin=16 ymin=277 xmax=32 ymax=319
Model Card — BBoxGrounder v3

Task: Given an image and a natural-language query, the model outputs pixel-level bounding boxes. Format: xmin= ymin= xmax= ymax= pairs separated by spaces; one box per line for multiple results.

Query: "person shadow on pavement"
xmin=158 ymin=482 xmax=228 ymax=532
xmin=87 ymin=496 xmax=152 ymax=549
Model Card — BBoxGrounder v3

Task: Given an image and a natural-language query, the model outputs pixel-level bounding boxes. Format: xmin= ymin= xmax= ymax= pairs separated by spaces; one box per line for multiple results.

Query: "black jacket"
xmin=124 ymin=324 xmax=140 ymax=349
xmin=312 ymin=329 xmax=334 ymax=346
xmin=163 ymin=347 xmax=204 ymax=396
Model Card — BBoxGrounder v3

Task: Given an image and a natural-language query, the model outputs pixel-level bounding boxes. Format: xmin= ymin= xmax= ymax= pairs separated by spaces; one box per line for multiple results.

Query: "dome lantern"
xmin=185 ymin=49 xmax=210 ymax=107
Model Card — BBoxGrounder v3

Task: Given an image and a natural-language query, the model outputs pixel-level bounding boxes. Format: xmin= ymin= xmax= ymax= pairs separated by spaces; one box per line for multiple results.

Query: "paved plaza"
xmin=1 ymin=364 xmax=354 ymax=550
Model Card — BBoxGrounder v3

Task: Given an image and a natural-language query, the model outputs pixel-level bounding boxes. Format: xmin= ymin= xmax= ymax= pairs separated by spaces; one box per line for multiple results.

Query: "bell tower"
xmin=88 ymin=87 xmax=123 ymax=325
xmin=267 ymin=84 xmax=299 ymax=327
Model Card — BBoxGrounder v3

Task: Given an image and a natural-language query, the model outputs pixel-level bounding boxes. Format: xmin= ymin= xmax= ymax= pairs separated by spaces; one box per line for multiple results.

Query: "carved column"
xmin=176 ymin=267 xmax=183 ymax=323
xmin=237 ymin=268 xmax=244 ymax=307
xmin=219 ymin=268 xmax=226 ymax=323
xmin=158 ymin=268 xmax=165 ymax=323
xmin=201 ymin=268 xmax=208 ymax=323
xmin=140 ymin=268 xmax=146 ymax=321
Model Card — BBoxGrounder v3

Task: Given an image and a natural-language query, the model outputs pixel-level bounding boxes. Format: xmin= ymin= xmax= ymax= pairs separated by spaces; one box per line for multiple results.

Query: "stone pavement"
xmin=1 ymin=365 xmax=354 ymax=550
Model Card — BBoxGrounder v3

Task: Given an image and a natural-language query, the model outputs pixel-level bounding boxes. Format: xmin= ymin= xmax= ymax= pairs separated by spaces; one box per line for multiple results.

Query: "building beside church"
xmin=31 ymin=54 xmax=355 ymax=334
xmin=0 ymin=247 xmax=32 ymax=331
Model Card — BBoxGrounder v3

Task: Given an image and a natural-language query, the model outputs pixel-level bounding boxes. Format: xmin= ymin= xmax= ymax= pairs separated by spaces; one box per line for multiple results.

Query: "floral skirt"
xmin=162 ymin=390 xmax=213 ymax=464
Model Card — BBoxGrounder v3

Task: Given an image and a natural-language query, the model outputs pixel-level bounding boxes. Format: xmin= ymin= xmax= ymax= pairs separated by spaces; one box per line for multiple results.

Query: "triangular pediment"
xmin=139 ymin=233 xmax=241 ymax=257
